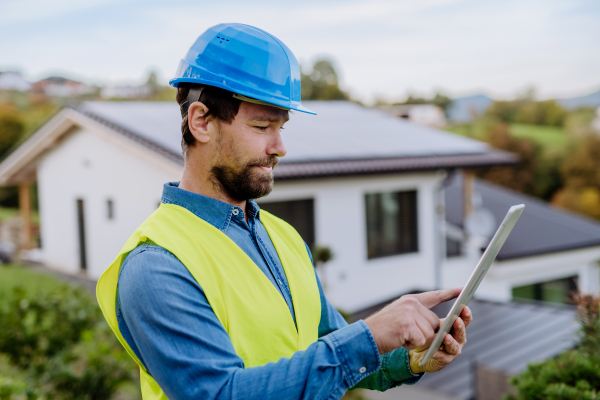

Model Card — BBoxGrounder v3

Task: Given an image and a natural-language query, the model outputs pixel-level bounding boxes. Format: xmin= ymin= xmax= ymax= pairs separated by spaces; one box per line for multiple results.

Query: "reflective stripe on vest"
xmin=97 ymin=203 xmax=321 ymax=399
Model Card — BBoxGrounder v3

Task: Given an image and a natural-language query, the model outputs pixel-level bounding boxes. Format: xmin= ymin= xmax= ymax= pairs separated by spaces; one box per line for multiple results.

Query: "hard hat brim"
xmin=170 ymin=77 xmax=316 ymax=116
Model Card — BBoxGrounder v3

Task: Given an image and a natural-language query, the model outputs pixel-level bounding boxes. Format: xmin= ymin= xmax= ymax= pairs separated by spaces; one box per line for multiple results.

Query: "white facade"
xmin=0 ymin=103 xmax=598 ymax=313
xmin=259 ymin=172 xmax=443 ymax=312
xmin=442 ymin=233 xmax=600 ymax=303
xmin=37 ymin=125 xmax=181 ymax=279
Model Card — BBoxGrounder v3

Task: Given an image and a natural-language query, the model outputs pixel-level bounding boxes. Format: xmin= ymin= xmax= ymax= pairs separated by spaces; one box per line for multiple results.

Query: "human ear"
xmin=188 ymin=102 xmax=211 ymax=143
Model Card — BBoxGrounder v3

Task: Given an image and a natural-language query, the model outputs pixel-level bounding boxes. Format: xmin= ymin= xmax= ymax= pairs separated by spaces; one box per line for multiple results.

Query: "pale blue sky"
xmin=1 ymin=0 xmax=599 ymax=102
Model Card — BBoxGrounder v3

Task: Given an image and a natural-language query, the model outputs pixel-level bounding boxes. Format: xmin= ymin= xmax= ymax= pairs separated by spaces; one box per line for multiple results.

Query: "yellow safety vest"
xmin=97 ymin=203 xmax=321 ymax=399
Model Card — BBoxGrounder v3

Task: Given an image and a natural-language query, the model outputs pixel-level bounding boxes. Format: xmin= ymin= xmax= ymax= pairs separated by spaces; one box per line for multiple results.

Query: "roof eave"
xmin=273 ymin=151 xmax=518 ymax=180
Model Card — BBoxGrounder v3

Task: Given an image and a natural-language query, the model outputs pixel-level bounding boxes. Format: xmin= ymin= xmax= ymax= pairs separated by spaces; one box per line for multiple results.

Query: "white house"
xmin=0 ymin=100 xmax=598 ymax=316
xmin=32 ymin=77 xmax=93 ymax=98
xmin=0 ymin=71 xmax=31 ymax=92
xmin=100 ymin=84 xmax=152 ymax=99
xmin=377 ymin=104 xmax=447 ymax=128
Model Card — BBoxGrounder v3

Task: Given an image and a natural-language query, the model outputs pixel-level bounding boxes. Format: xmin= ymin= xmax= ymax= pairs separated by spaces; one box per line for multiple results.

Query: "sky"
xmin=1 ymin=0 xmax=599 ymax=103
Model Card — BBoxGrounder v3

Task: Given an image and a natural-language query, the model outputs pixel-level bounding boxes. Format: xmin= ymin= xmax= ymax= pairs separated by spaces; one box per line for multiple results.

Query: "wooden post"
xmin=464 ymin=170 xmax=475 ymax=219
xmin=19 ymin=182 xmax=32 ymax=250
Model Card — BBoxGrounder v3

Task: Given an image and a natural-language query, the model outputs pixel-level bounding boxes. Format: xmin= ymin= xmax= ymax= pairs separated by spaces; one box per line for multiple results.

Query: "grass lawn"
xmin=0 ymin=208 xmax=18 ymax=222
xmin=510 ymin=123 xmax=569 ymax=151
xmin=0 ymin=264 xmax=68 ymax=303
xmin=446 ymin=122 xmax=571 ymax=153
xmin=0 ymin=207 xmax=40 ymax=224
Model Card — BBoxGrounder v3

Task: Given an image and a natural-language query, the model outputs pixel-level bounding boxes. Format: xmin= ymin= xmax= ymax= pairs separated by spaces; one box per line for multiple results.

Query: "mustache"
xmin=248 ymin=156 xmax=279 ymax=169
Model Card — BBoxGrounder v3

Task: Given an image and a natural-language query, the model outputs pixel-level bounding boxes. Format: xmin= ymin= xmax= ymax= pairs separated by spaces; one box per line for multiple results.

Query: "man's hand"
xmin=408 ymin=306 xmax=472 ymax=374
xmin=364 ymin=288 xmax=461 ymax=355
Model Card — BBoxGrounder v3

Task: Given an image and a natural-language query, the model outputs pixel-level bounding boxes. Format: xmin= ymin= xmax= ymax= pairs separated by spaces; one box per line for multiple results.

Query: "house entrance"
xmin=76 ymin=199 xmax=88 ymax=271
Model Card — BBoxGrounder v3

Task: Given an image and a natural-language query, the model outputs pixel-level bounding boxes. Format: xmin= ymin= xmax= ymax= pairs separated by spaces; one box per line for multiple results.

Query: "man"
xmin=97 ymin=23 xmax=472 ymax=399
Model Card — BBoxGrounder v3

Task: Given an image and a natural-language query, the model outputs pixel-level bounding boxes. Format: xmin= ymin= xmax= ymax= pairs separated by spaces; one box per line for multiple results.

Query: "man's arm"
xmin=117 ymin=244 xmax=381 ymax=400
xmin=308 ymin=244 xmax=423 ymax=391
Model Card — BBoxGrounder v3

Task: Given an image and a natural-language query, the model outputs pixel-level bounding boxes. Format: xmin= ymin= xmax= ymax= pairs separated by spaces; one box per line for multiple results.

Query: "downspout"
xmin=434 ymin=169 xmax=453 ymax=290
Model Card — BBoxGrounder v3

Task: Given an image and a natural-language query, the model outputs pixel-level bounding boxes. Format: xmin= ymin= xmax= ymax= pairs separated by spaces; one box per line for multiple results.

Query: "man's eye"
xmin=255 ymin=126 xmax=268 ymax=131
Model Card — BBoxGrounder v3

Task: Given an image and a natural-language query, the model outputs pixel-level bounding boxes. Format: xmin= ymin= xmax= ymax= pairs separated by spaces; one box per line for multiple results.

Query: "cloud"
xmin=1 ymin=0 xmax=598 ymax=100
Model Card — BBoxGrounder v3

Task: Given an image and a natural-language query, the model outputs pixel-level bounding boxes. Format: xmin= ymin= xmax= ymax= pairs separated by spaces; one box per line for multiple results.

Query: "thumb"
xmin=415 ymin=287 xmax=462 ymax=309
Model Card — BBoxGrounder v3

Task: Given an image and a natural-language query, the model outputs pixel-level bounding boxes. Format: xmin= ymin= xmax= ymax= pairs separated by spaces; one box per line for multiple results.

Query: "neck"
xmin=179 ymin=159 xmax=247 ymax=211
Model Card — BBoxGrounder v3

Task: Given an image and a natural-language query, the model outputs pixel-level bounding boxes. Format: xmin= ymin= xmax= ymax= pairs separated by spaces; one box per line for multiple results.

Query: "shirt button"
xmin=359 ymin=367 xmax=367 ymax=374
xmin=232 ymin=209 xmax=239 ymax=216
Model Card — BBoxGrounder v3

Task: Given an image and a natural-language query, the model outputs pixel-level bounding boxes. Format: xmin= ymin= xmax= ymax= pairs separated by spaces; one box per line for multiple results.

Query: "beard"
xmin=211 ymin=154 xmax=279 ymax=202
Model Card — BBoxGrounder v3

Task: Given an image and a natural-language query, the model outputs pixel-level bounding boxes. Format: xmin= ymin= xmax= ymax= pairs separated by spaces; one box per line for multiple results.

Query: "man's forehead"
xmin=239 ymin=101 xmax=290 ymax=123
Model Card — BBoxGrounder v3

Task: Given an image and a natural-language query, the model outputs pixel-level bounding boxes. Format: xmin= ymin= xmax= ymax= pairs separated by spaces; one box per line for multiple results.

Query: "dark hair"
xmin=176 ymin=83 xmax=242 ymax=153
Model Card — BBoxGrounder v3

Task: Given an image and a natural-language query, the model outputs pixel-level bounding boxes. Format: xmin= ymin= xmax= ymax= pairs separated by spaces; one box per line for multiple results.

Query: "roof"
xmin=73 ymin=101 xmax=516 ymax=179
xmin=445 ymin=173 xmax=600 ymax=260
xmin=421 ymin=299 xmax=577 ymax=399
xmin=352 ymin=297 xmax=577 ymax=400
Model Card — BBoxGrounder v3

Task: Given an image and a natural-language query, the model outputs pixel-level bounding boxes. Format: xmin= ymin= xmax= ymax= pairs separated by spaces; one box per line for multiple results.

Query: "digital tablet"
xmin=419 ymin=204 xmax=525 ymax=366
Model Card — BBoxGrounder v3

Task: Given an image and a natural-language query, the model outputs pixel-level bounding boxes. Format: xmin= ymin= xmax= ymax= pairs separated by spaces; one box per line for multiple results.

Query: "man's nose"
xmin=268 ymin=132 xmax=287 ymax=158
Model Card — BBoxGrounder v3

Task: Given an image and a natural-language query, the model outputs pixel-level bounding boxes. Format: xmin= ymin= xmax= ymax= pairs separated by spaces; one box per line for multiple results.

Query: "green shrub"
xmin=0 ymin=377 xmax=42 ymax=400
xmin=0 ymin=282 xmax=140 ymax=400
xmin=505 ymin=350 xmax=600 ymax=400
xmin=37 ymin=323 xmax=136 ymax=400
xmin=0 ymin=285 xmax=100 ymax=370
xmin=506 ymin=293 xmax=600 ymax=400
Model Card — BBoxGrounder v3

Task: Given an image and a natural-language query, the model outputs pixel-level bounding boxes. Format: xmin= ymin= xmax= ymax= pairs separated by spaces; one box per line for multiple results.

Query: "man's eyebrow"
xmin=249 ymin=114 xmax=290 ymax=123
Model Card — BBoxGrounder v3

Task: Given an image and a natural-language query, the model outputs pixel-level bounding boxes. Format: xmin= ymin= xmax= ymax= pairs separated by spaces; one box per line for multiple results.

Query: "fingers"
xmin=403 ymin=325 xmax=427 ymax=350
xmin=415 ymin=287 xmax=462 ymax=309
xmin=461 ymin=306 xmax=473 ymax=327
xmin=443 ymin=334 xmax=461 ymax=356
xmin=451 ymin=317 xmax=467 ymax=345
xmin=416 ymin=302 xmax=441 ymax=332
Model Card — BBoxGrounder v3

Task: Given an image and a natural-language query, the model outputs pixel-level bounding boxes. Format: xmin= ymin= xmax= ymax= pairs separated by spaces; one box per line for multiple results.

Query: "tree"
xmin=0 ymin=104 xmax=25 ymax=159
xmin=506 ymin=292 xmax=600 ymax=399
xmin=393 ymin=92 xmax=452 ymax=115
xmin=552 ymin=135 xmax=600 ymax=219
xmin=476 ymin=123 xmax=540 ymax=195
xmin=301 ymin=59 xmax=349 ymax=100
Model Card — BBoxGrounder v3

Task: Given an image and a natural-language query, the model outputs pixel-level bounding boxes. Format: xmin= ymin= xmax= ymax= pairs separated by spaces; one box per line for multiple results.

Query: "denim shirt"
xmin=116 ymin=182 xmax=422 ymax=399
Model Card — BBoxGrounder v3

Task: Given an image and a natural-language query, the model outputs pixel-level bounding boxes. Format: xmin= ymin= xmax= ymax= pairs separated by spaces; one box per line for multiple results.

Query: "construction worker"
xmin=97 ymin=23 xmax=472 ymax=399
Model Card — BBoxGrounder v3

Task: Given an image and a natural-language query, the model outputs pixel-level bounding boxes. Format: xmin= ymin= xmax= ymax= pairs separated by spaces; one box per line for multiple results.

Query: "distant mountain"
xmin=447 ymin=94 xmax=493 ymax=123
xmin=557 ymin=89 xmax=600 ymax=110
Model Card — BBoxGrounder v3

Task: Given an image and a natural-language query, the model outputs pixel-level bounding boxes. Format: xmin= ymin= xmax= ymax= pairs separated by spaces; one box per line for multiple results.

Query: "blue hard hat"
xmin=170 ymin=23 xmax=315 ymax=115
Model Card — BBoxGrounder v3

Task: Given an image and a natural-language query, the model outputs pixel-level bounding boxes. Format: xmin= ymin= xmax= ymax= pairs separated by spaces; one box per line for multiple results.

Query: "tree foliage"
xmin=396 ymin=93 xmax=453 ymax=114
xmin=0 ymin=104 xmax=25 ymax=159
xmin=301 ymin=59 xmax=349 ymax=101
xmin=506 ymin=293 xmax=600 ymax=400
xmin=552 ymin=135 xmax=600 ymax=220
xmin=0 ymin=283 xmax=139 ymax=400
xmin=486 ymin=100 xmax=566 ymax=127
xmin=475 ymin=123 xmax=541 ymax=195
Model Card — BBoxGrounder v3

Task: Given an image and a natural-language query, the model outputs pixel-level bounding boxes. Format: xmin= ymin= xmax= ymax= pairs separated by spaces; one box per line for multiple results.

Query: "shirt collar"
xmin=161 ymin=182 xmax=261 ymax=232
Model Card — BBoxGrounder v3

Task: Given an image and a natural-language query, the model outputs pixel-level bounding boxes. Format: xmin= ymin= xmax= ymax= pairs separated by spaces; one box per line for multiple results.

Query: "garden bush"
xmin=506 ymin=292 xmax=600 ymax=400
xmin=0 ymin=277 xmax=140 ymax=400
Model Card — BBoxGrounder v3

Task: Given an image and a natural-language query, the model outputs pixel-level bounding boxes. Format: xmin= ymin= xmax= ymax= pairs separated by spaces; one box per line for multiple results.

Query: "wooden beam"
xmin=19 ymin=183 xmax=32 ymax=250
xmin=463 ymin=170 xmax=475 ymax=219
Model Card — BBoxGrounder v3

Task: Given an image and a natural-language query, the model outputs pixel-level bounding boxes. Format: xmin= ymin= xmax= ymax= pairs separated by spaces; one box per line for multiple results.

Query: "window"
xmin=446 ymin=237 xmax=463 ymax=258
xmin=107 ymin=199 xmax=114 ymax=220
xmin=259 ymin=199 xmax=315 ymax=249
xmin=512 ymin=276 xmax=577 ymax=304
xmin=365 ymin=190 xmax=418 ymax=259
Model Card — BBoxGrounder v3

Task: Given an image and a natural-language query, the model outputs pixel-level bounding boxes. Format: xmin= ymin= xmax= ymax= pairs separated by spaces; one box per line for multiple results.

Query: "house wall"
xmin=37 ymin=127 xmax=182 ymax=279
xmin=258 ymin=172 xmax=443 ymax=313
xmin=442 ymin=237 xmax=600 ymax=302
